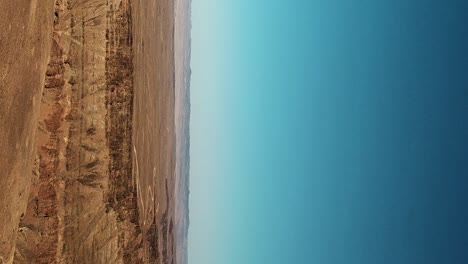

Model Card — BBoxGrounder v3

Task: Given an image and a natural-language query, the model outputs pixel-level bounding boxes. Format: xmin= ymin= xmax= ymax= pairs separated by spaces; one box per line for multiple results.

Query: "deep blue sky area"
xmin=190 ymin=1 xmax=468 ymax=263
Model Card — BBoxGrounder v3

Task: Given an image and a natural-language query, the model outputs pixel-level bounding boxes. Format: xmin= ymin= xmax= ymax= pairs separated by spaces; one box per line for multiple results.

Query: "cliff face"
xmin=14 ymin=0 xmax=143 ymax=263
xmin=1 ymin=0 xmax=187 ymax=262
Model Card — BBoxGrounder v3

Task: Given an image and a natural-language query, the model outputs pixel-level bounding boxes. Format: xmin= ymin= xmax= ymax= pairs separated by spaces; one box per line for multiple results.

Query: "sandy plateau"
xmin=0 ymin=0 xmax=190 ymax=263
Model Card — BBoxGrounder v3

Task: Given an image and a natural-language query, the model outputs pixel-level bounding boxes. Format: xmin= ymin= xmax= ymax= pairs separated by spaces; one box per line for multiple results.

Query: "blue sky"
xmin=189 ymin=1 xmax=468 ymax=263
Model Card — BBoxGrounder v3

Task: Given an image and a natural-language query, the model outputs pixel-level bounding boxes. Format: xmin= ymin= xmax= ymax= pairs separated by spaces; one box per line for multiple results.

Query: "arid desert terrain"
xmin=0 ymin=0 xmax=190 ymax=263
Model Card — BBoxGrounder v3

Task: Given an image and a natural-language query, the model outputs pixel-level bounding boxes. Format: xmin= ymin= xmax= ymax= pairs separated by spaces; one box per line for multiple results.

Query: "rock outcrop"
xmin=1 ymin=0 xmax=189 ymax=262
xmin=14 ymin=0 xmax=143 ymax=263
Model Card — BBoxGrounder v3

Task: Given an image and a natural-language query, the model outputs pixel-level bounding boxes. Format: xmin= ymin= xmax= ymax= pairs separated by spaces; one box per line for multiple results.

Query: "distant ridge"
xmin=174 ymin=0 xmax=192 ymax=263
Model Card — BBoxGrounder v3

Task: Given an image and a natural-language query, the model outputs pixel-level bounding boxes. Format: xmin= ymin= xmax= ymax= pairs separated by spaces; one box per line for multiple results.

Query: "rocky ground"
xmin=0 ymin=0 xmax=190 ymax=263
xmin=0 ymin=0 xmax=54 ymax=263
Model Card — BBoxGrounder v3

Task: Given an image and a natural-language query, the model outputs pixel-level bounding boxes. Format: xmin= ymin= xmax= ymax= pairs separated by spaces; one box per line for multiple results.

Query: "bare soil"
xmin=0 ymin=0 xmax=54 ymax=263
xmin=0 ymin=0 xmax=189 ymax=263
xmin=132 ymin=0 xmax=178 ymax=262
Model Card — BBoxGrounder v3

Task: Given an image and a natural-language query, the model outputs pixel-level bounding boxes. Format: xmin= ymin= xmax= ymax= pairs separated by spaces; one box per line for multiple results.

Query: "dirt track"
xmin=132 ymin=0 xmax=177 ymax=262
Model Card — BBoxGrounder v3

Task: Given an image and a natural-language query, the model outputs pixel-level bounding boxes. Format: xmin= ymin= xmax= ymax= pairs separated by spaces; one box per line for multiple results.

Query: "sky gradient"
xmin=190 ymin=1 xmax=468 ymax=263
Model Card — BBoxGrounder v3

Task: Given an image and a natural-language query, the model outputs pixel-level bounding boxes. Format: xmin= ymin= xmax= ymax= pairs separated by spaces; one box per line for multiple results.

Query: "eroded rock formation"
xmin=1 ymin=0 xmax=189 ymax=262
xmin=14 ymin=0 xmax=143 ymax=263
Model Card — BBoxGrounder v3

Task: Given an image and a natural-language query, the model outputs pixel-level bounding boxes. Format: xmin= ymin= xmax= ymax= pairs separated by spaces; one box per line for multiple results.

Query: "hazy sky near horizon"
xmin=190 ymin=1 xmax=468 ymax=263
